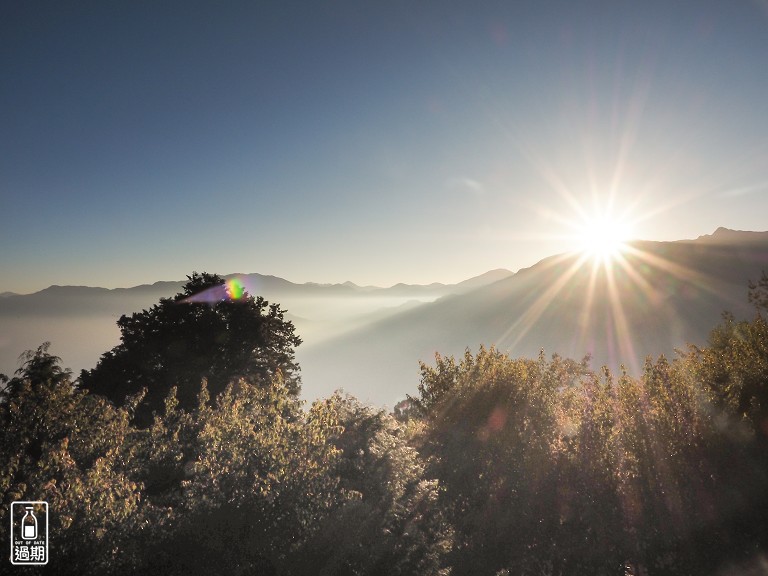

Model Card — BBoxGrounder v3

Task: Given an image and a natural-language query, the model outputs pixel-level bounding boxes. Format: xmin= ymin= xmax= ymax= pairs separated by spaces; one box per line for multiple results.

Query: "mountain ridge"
xmin=298 ymin=228 xmax=768 ymax=405
xmin=6 ymin=269 xmax=517 ymax=299
xmin=0 ymin=267 xmax=513 ymax=379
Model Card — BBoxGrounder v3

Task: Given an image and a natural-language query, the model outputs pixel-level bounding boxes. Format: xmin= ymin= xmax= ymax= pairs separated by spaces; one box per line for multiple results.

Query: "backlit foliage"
xmin=1 ymin=273 xmax=767 ymax=575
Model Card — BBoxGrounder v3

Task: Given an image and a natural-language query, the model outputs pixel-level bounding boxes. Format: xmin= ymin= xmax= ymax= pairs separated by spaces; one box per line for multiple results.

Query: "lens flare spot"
xmin=226 ymin=278 xmax=245 ymax=300
xmin=478 ymin=407 xmax=508 ymax=441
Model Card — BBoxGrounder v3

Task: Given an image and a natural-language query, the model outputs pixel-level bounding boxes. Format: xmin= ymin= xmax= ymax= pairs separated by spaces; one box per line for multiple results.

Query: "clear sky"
xmin=2 ymin=0 xmax=768 ymax=294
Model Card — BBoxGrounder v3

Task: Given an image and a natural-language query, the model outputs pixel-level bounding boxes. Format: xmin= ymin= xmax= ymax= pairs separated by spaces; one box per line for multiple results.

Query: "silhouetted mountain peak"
xmin=694 ymin=227 xmax=768 ymax=243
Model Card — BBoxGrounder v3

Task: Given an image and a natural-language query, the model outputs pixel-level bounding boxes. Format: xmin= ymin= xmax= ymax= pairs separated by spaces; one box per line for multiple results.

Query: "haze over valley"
xmin=2 ymin=228 xmax=764 ymax=407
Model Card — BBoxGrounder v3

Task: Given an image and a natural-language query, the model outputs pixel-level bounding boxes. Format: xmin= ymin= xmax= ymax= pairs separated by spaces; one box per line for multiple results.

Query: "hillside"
xmin=298 ymin=229 xmax=768 ymax=406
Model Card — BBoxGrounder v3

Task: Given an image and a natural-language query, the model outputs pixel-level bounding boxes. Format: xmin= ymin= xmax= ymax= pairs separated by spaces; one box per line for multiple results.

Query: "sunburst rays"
xmin=494 ymin=214 xmax=718 ymax=374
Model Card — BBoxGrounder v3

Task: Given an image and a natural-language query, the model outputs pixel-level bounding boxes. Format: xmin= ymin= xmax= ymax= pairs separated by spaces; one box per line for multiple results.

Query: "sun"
xmin=575 ymin=214 xmax=632 ymax=263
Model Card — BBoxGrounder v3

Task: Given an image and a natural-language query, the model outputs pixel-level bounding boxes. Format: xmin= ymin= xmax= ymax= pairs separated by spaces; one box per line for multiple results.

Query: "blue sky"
xmin=2 ymin=0 xmax=768 ymax=294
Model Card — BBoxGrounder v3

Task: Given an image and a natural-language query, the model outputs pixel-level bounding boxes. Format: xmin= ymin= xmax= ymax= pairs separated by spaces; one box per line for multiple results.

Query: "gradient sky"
xmin=2 ymin=0 xmax=768 ymax=294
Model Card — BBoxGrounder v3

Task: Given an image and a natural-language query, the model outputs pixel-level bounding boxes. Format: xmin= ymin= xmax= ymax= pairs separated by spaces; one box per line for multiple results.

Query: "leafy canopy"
xmin=79 ymin=272 xmax=302 ymax=425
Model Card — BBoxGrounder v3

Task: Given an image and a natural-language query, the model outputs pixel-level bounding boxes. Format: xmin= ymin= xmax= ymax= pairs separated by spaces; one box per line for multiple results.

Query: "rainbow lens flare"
xmin=226 ymin=278 xmax=245 ymax=300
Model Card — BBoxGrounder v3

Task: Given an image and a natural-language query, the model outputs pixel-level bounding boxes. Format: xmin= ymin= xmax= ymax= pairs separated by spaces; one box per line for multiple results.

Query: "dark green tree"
xmin=79 ymin=272 xmax=301 ymax=425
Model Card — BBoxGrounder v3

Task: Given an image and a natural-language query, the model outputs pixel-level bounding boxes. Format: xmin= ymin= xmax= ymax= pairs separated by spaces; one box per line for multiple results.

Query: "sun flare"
xmin=576 ymin=215 xmax=632 ymax=262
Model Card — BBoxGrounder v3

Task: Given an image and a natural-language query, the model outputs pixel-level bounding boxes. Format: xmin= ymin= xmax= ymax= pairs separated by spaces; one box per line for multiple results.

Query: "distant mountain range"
xmin=2 ymin=228 xmax=766 ymax=407
xmin=0 ymin=268 xmax=513 ymax=385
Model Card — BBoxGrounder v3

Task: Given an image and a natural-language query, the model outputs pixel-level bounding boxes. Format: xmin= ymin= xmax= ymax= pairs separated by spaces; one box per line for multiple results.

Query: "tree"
xmin=686 ymin=271 xmax=768 ymax=441
xmin=79 ymin=272 xmax=302 ymax=425
xmin=291 ymin=395 xmax=453 ymax=576
xmin=0 ymin=344 xmax=147 ymax=575
xmin=133 ymin=377 xmax=347 ymax=576
xmin=413 ymin=347 xmax=571 ymax=575
xmin=748 ymin=269 xmax=768 ymax=312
